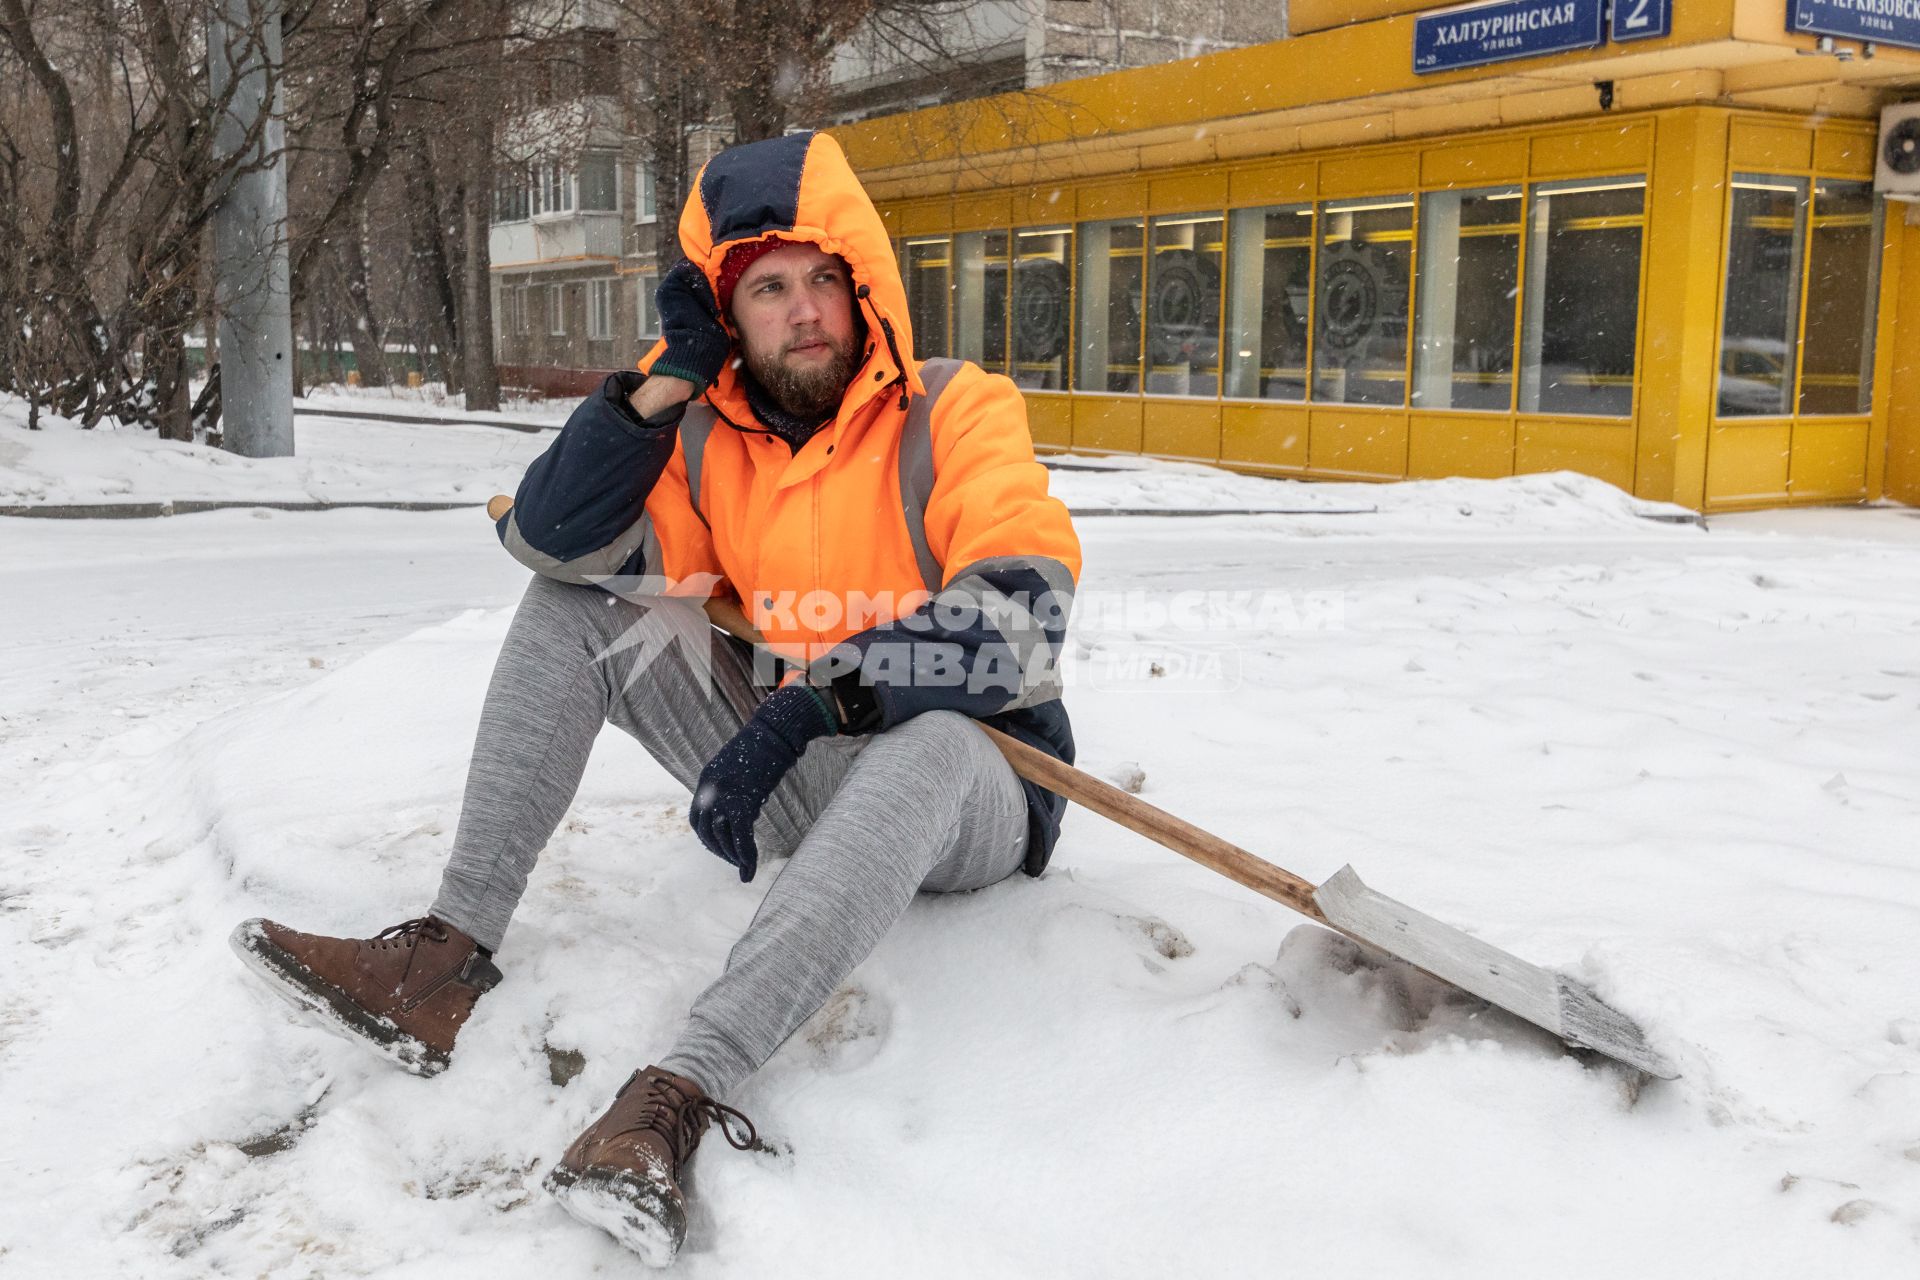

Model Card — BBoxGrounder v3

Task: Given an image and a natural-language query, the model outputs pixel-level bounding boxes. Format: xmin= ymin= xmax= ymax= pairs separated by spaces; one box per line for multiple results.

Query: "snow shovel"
xmin=484 ymin=497 xmax=1675 ymax=1079
xmin=688 ymin=593 xmax=1676 ymax=1080
xmin=968 ymin=721 xmax=1676 ymax=1080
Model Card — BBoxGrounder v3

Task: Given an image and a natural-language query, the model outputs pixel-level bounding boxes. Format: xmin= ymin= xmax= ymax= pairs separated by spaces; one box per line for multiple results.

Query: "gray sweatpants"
xmin=430 ymin=575 xmax=1030 ymax=1097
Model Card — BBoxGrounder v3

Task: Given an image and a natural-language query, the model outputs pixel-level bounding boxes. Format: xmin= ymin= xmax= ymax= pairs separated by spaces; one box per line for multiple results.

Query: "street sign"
xmin=1789 ymin=0 xmax=1920 ymax=53
xmin=1611 ymin=0 xmax=1672 ymax=42
xmin=1414 ymin=0 xmax=1608 ymax=74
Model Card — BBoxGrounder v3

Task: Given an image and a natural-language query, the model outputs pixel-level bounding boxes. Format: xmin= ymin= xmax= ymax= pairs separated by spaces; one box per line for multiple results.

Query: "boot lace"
xmin=617 ymin=1070 xmax=760 ymax=1162
xmin=373 ymin=917 xmax=449 ymax=951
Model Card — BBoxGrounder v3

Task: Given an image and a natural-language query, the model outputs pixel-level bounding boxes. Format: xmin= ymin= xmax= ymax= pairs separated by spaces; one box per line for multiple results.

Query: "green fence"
xmin=185 ymin=346 xmax=433 ymax=383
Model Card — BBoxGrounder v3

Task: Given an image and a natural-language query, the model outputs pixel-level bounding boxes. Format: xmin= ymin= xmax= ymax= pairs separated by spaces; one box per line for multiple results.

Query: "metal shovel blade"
xmin=1313 ymin=866 xmax=1677 ymax=1079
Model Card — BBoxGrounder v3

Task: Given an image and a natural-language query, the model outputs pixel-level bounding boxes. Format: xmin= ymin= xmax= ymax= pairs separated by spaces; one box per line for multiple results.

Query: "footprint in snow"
xmin=233 ymin=1088 xmax=329 ymax=1158
xmin=406 ymin=1156 xmax=542 ymax=1213
xmin=1132 ymin=914 xmax=1195 ymax=963
xmin=1778 ymin=1174 xmax=1902 ymax=1230
xmin=796 ymin=983 xmax=891 ymax=1074
xmin=128 ymin=1141 xmax=278 ymax=1263
xmin=1034 ymin=903 xmax=1195 ymax=977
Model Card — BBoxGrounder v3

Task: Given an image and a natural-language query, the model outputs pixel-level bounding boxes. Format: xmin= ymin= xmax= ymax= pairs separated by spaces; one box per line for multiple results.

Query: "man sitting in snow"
xmin=230 ymin=131 xmax=1079 ymax=1265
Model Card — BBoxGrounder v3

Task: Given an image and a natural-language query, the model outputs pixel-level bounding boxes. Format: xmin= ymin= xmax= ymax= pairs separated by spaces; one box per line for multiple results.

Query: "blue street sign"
xmin=1414 ymin=0 xmax=1608 ymax=74
xmin=1611 ymin=0 xmax=1672 ymax=42
xmin=1790 ymin=0 xmax=1920 ymax=52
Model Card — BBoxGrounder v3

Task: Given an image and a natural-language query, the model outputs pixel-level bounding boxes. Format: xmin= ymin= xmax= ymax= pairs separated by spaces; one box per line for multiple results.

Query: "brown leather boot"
xmin=229 ymin=915 xmax=500 ymax=1076
xmin=543 ymin=1065 xmax=757 ymax=1266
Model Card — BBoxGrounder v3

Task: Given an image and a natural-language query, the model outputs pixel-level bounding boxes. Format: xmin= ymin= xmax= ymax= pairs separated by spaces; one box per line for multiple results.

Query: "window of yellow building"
xmin=1518 ymin=177 xmax=1644 ymax=418
xmin=1145 ymin=214 xmax=1224 ymax=396
xmin=1224 ymin=205 xmax=1313 ymax=402
xmin=905 ymin=238 xmax=951 ymax=361
xmin=1720 ymin=171 xmax=1881 ymax=420
xmin=1076 ymin=218 xmax=1146 ymax=394
xmin=1717 ymin=174 xmax=1884 ymax=420
xmin=1010 ymin=228 xmax=1072 ymax=391
xmin=1313 ymin=197 xmax=1412 ymax=406
xmin=910 ymin=167 xmax=1654 ymax=423
xmin=1798 ymin=180 xmax=1882 ymax=417
xmin=1718 ymin=175 xmax=1805 ymax=418
xmin=954 ymin=230 xmax=1011 ymax=375
xmin=1413 ymin=186 xmax=1522 ymax=413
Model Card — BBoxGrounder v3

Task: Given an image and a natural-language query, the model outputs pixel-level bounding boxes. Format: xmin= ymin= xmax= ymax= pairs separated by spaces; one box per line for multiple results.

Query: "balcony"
xmin=491 ymin=211 xmax=625 ymax=269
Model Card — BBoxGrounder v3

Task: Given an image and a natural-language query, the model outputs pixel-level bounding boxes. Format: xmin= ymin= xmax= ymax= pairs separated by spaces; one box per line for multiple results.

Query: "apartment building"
xmin=489 ymin=0 xmax=1292 ymax=392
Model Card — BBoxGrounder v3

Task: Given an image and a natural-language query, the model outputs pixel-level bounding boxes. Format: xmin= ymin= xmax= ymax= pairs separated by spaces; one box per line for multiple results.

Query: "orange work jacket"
xmin=498 ymin=130 xmax=1081 ymax=869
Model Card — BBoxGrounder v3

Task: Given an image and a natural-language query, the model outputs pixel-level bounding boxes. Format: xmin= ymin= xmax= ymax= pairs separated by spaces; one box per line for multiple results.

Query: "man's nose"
xmin=788 ymin=288 xmax=822 ymax=325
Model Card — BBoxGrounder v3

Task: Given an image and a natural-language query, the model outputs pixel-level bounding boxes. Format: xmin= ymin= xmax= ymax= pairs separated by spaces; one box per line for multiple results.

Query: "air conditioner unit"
xmin=1877 ymin=102 xmax=1920 ymax=202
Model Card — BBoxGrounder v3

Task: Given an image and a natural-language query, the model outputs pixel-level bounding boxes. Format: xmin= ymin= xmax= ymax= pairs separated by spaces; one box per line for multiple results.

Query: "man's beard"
xmin=743 ymin=329 xmax=859 ymax=423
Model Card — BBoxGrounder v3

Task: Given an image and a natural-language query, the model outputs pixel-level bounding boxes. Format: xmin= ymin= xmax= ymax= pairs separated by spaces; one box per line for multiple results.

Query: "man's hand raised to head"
xmin=647 ymin=260 xmax=732 ymax=397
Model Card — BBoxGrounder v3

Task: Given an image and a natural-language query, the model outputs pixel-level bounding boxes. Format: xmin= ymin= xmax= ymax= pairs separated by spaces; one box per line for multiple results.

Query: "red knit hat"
xmin=714 ymin=238 xmax=788 ymax=312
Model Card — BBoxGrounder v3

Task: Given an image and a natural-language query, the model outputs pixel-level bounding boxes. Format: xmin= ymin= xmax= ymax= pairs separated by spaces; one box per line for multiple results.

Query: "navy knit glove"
xmin=650 ymin=261 xmax=731 ymax=392
xmin=690 ymin=685 xmax=840 ymax=883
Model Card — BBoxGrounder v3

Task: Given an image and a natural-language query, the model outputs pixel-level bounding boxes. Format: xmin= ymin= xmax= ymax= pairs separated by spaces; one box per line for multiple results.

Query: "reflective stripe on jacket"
xmin=497 ymin=130 xmax=1082 ymax=871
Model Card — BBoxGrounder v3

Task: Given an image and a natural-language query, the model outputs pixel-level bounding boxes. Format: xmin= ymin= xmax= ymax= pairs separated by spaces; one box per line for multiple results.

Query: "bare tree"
xmin=279 ymin=0 xmax=465 ymax=311
xmin=2 ymin=0 xmax=1060 ymax=436
xmin=396 ymin=124 xmax=463 ymax=389
xmin=281 ymin=0 xmax=572 ymax=406
xmin=1 ymin=0 xmax=282 ymax=438
xmin=609 ymin=0 xmax=1013 ymax=258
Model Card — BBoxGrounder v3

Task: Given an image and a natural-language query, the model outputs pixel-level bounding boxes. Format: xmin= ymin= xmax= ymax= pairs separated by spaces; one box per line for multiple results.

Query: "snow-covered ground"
xmin=0 ymin=393 xmax=1695 ymax=524
xmin=295 ymin=382 xmax=571 ymax=430
xmin=0 ymin=395 xmax=553 ymax=507
xmin=3 ymin=398 xmax=1919 ymax=1277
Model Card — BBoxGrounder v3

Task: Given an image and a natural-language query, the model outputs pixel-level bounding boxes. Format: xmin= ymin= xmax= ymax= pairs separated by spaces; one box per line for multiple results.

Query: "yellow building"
xmin=833 ymin=0 xmax=1920 ymax=511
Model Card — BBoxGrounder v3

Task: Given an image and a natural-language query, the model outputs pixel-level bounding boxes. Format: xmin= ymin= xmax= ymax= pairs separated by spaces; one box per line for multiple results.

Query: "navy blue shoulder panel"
xmin=700 ymin=132 xmax=815 ymax=246
xmin=507 ymin=373 xmax=677 ymax=563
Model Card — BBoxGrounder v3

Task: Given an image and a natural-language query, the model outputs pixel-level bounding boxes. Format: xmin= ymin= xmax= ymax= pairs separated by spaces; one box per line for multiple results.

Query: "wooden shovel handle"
xmin=479 ymin=499 xmax=1326 ymax=922
xmin=969 ymin=723 xmax=1323 ymax=920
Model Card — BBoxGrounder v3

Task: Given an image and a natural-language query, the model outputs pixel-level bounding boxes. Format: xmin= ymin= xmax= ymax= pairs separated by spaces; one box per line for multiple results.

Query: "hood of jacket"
xmin=672 ymin=130 xmax=921 ymax=425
